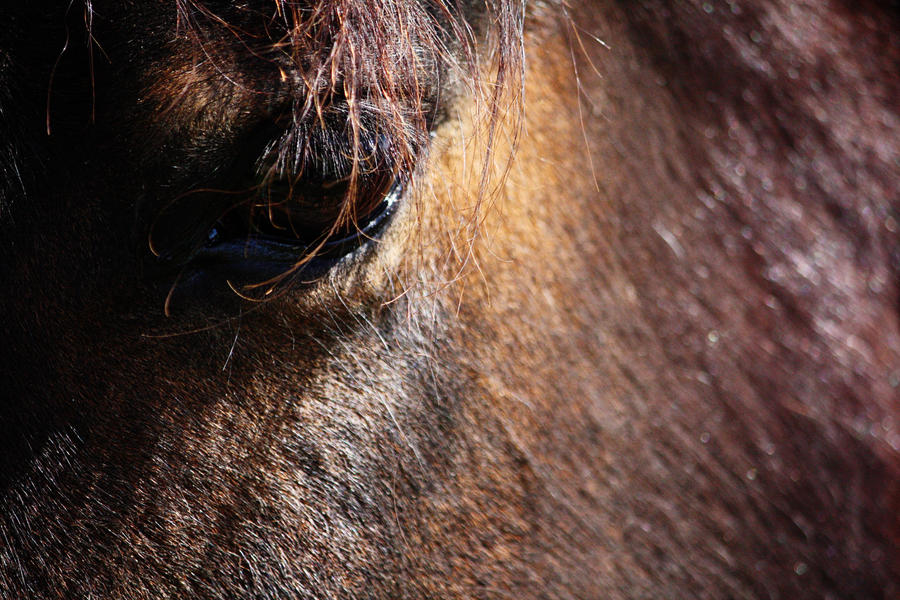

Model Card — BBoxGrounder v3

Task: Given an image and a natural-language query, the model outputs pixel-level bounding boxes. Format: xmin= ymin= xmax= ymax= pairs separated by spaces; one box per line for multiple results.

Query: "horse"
xmin=1 ymin=0 xmax=897 ymax=597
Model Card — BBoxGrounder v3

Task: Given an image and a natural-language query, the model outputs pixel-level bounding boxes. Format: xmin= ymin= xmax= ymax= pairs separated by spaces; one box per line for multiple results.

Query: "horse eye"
xmin=150 ymin=123 xmax=405 ymax=292
xmin=205 ymin=172 xmax=399 ymax=255
xmin=196 ymin=162 xmax=401 ymax=267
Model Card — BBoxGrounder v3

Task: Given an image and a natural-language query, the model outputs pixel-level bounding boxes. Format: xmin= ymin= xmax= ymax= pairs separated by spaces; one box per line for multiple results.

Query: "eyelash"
xmin=147 ymin=118 xmax=410 ymax=297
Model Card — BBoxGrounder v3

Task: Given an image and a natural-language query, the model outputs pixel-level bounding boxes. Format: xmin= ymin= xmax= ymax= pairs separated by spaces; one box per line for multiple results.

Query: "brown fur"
xmin=0 ymin=0 xmax=897 ymax=598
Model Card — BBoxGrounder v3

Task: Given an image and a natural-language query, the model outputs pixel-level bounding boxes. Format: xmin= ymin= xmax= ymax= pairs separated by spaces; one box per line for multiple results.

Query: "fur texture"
xmin=0 ymin=1 xmax=897 ymax=598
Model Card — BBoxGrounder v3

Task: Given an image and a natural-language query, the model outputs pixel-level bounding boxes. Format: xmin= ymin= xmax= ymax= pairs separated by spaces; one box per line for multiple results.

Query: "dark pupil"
xmin=151 ymin=121 xmax=398 ymax=268
xmin=212 ymin=166 xmax=393 ymax=248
